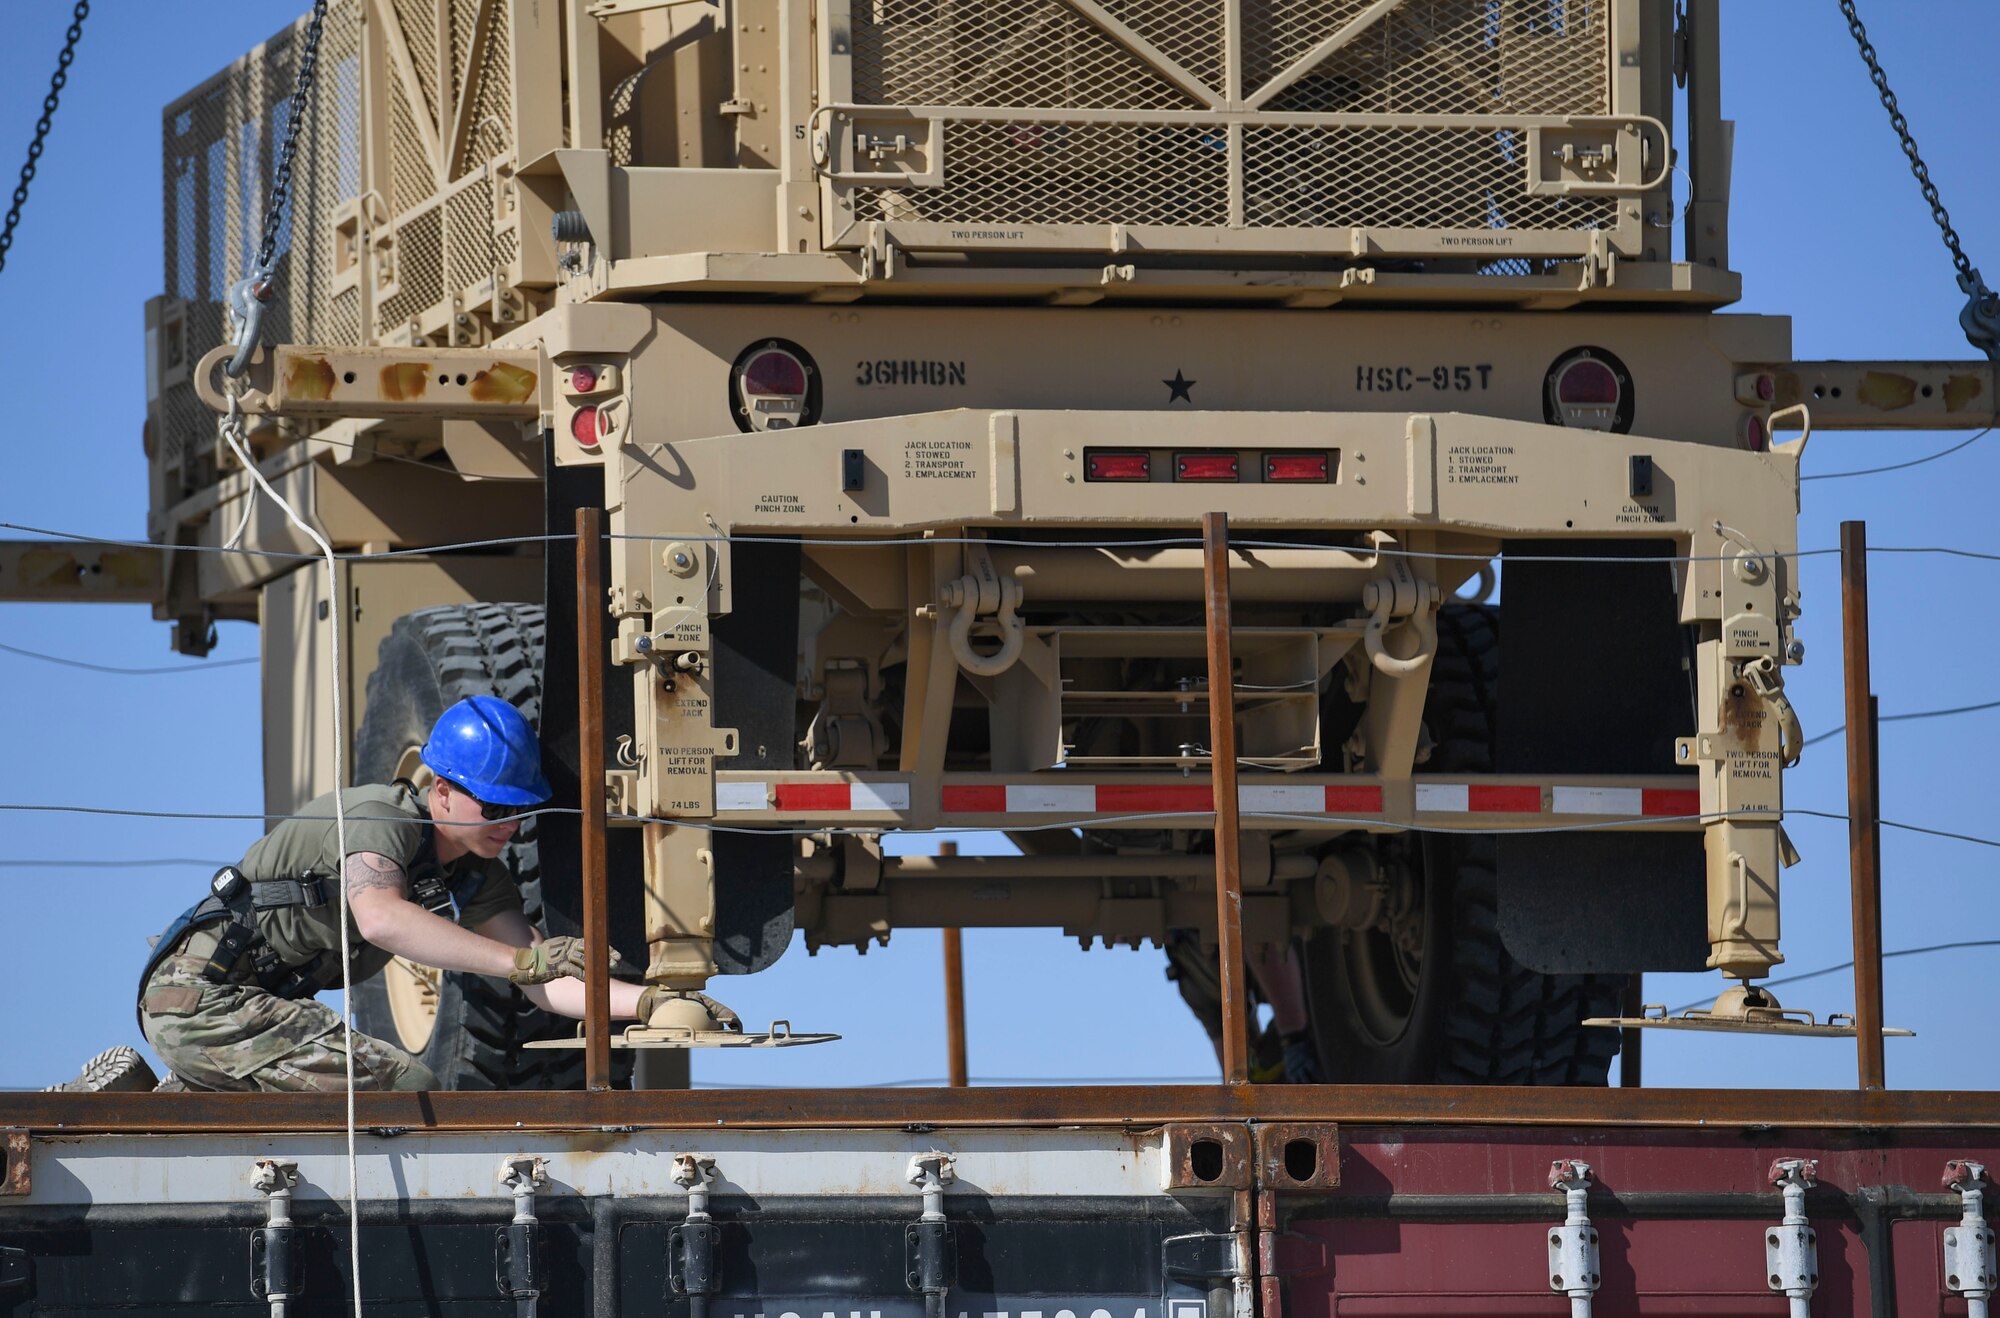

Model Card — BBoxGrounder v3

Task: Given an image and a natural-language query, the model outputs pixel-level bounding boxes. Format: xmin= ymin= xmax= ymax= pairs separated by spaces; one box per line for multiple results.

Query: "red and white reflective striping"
xmin=710 ymin=781 xmax=1703 ymax=818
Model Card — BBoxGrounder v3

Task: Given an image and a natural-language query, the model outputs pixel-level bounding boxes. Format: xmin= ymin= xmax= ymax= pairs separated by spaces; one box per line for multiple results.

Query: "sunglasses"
xmin=446 ymin=781 xmax=531 ymax=822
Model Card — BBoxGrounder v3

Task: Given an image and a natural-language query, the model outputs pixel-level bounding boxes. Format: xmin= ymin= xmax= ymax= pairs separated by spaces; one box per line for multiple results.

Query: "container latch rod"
xmin=249 ymin=1159 xmax=303 ymax=1318
xmin=670 ymin=1154 xmax=723 ymax=1318
xmin=1945 ymin=1160 xmax=1996 ymax=1318
xmin=905 ymin=1152 xmax=958 ymax=1318
xmin=1547 ymin=1159 xmax=1600 ymax=1318
xmin=1766 ymin=1159 xmax=1820 ymax=1318
xmin=496 ymin=1156 xmax=549 ymax=1318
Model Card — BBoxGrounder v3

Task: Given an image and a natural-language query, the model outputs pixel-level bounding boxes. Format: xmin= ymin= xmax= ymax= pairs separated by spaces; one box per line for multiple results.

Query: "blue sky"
xmin=2 ymin=3 xmax=1996 ymax=1093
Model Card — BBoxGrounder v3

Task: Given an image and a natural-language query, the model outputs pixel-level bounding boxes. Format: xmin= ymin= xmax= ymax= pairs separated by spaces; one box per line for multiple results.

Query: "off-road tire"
xmin=1301 ymin=605 xmax=1625 ymax=1084
xmin=349 ymin=603 xmax=618 ymax=1090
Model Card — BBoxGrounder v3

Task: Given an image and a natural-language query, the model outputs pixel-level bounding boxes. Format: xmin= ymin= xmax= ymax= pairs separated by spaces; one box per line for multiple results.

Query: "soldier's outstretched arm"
xmin=472 ymin=908 xmax=648 ymax=1020
xmin=344 ymin=852 xmax=534 ymax=980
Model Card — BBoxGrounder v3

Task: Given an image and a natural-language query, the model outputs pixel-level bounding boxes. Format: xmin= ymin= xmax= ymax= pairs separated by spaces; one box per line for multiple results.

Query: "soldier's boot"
xmin=45 ymin=1045 xmax=160 ymax=1093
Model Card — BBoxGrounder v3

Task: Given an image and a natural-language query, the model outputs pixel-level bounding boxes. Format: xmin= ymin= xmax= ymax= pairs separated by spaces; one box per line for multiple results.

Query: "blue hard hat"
xmin=420 ymin=695 xmax=553 ymax=805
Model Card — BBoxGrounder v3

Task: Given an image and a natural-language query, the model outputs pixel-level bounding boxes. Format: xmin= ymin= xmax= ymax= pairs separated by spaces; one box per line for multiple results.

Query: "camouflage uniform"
xmin=138 ymin=783 xmax=524 ymax=1092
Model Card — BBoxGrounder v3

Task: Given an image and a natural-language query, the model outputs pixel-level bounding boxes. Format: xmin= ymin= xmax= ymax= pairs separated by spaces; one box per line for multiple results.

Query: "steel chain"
xmin=0 ymin=1 xmax=90 ymax=276
xmin=1838 ymin=0 xmax=1972 ymax=279
xmin=1838 ymin=0 xmax=1998 ymax=358
xmin=255 ymin=0 xmax=331 ymax=279
xmin=225 ymin=0 xmax=331 ymax=377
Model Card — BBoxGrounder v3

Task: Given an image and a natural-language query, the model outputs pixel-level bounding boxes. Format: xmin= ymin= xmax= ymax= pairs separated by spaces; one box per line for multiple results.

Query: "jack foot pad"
xmin=524 ymin=1019 xmax=839 ymax=1050
xmin=1586 ymin=985 xmax=1913 ymax=1038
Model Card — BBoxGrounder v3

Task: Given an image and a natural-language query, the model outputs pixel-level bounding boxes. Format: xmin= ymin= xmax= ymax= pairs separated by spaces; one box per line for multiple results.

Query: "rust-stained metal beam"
xmin=1842 ymin=521 xmax=1888 ymax=1091
xmin=577 ymin=506 xmax=613 ymax=1090
xmin=940 ymin=840 xmax=969 ymax=1088
xmin=193 ymin=343 xmax=542 ymax=420
xmin=1203 ymin=511 xmax=1250 ymax=1086
xmin=5 ymin=1086 xmax=2000 ymax=1134
xmin=0 ymin=541 xmax=163 ymax=605
xmin=1762 ymin=360 xmax=1995 ymax=429
xmin=1620 ymin=974 xmax=1644 ymax=1088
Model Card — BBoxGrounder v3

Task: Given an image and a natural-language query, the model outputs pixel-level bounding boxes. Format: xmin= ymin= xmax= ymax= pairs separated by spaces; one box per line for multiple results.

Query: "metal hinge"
xmin=1162 ymin=1232 xmax=1241 ymax=1282
xmin=0 ymin=1130 xmax=27 ymax=1196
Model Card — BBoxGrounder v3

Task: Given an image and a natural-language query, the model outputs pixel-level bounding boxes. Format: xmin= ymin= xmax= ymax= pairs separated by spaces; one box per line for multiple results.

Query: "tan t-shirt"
xmin=238 ymin=783 xmax=524 ymax=987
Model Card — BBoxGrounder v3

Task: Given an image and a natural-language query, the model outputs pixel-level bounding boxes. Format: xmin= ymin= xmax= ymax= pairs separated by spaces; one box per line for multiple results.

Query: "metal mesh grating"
xmin=830 ymin=0 xmax=1627 ymax=254
xmin=1241 ymin=0 xmax=1397 ymax=95
xmin=853 ymin=120 xmax=1231 ymax=228
xmin=458 ymin=8 xmax=514 ymax=180
xmin=393 ymin=0 xmax=442 ymax=125
xmin=1257 ymin=0 xmax=1608 ymax=115
xmin=1243 ymin=124 xmax=1614 ymax=229
xmin=376 ymin=207 xmax=444 ymax=339
xmin=849 ymin=0 xmax=1204 ymax=111
xmin=157 ymin=0 xmax=365 ymax=472
xmin=389 ymin=79 xmax=435 ymax=216
xmin=1098 ymin=0 xmax=1228 ymax=97
xmin=445 ymin=175 xmax=497 ymax=297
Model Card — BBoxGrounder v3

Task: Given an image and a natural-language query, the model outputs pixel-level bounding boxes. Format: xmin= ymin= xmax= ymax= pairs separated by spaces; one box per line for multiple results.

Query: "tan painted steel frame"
xmin=609 ymin=403 xmax=1803 ymax=989
xmin=534 ymin=0 xmax=1739 ymax=307
xmin=810 ymin=0 xmax=1667 ymax=260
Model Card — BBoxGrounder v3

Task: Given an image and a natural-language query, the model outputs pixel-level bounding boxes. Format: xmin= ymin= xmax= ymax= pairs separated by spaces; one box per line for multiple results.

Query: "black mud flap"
xmin=542 ymin=453 xmax=647 ymax=959
xmin=1495 ymin=541 xmax=1707 ymax=975
xmin=547 ymin=460 xmax=801 ymax=976
xmin=709 ymin=537 xmax=802 ymax=976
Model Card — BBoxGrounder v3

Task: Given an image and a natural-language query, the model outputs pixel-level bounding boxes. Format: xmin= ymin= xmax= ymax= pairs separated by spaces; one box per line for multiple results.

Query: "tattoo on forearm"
xmin=344 ymin=852 xmax=409 ymax=898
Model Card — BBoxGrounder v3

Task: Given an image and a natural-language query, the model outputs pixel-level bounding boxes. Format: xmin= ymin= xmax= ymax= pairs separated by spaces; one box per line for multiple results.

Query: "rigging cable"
xmin=0 ymin=640 xmax=256 ymax=676
xmin=1799 ymin=427 xmax=1993 ymax=482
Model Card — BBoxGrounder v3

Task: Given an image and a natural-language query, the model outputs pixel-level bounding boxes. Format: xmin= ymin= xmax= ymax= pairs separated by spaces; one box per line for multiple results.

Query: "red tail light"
xmin=1543 ymin=346 xmax=1633 ymax=434
xmin=569 ymin=366 xmax=600 ymax=393
xmin=1555 ymin=358 xmax=1620 ymax=405
xmin=743 ymin=349 xmax=808 ymax=397
xmin=1085 ymin=451 xmax=1151 ymax=482
xmin=1263 ymin=453 xmax=1329 ymax=483
xmin=570 ymin=405 xmax=602 ymax=450
xmin=1743 ymin=413 xmax=1767 ymax=451
xmin=1175 ymin=453 xmax=1239 ymax=482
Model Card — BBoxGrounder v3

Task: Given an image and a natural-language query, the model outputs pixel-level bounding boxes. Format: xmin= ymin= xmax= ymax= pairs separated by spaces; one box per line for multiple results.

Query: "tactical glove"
xmin=509 ymin=936 xmax=591 ymax=985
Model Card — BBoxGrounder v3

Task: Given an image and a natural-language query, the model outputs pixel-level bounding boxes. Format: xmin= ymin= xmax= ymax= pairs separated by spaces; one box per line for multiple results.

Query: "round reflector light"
xmin=569 ymin=365 xmax=600 ymax=393
xmin=1555 ymin=358 xmax=1620 ymax=405
xmin=743 ymin=349 xmax=808 ymax=397
xmin=729 ymin=338 xmax=823 ymax=433
xmin=570 ymin=404 xmax=602 ymax=450
xmin=1542 ymin=346 xmax=1635 ymax=434
xmin=1743 ymin=413 xmax=1767 ymax=452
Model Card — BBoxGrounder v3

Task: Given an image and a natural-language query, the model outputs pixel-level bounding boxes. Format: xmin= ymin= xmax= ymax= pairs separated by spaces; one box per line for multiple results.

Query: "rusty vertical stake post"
xmin=1202 ymin=512 xmax=1250 ymax=1085
xmin=1619 ymin=974 xmax=1644 ymax=1088
xmin=940 ymin=841 xmax=969 ymax=1087
xmin=1840 ymin=520 xmax=1887 ymax=1090
xmin=575 ymin=506 xmax=613 ymax=1091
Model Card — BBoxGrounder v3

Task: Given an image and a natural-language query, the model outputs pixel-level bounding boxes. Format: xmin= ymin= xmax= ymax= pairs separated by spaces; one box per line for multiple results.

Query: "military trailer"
xmin=0 ymin=0 xmax=1986 ymax=1090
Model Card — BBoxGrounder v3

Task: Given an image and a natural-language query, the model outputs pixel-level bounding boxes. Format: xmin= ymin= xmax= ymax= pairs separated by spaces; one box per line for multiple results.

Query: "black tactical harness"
xmin=134 ymin=808 xmax=486 ymax=1027
xmin=133 ymin=866 xmax=334 ymax=1026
